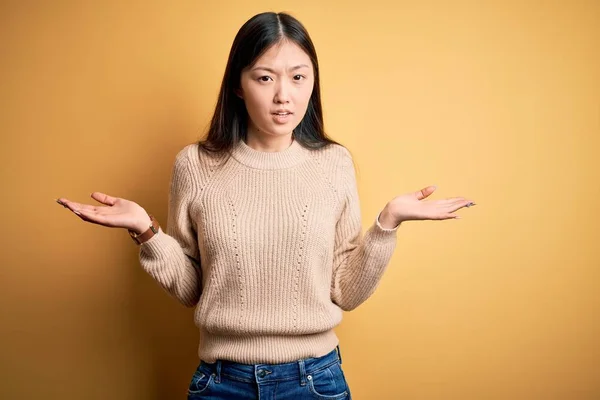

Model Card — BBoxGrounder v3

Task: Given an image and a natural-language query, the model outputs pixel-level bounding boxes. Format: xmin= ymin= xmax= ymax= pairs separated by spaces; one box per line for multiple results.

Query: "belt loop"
xmin=336 ymin=344 xmax=343 ymax=364
xmin=298 ymin=359 xmax=307 ymax=386
xmin=215 ymin=360 xmax=222 ymax=383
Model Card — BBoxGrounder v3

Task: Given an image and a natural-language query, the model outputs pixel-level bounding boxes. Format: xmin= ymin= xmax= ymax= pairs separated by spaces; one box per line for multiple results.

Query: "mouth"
xmin=271 ymin=111 xmax=293 ymax=124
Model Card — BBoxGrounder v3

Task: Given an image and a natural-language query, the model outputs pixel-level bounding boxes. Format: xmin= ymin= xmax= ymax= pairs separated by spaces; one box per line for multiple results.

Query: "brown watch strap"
xmin=129 ymin=214 xmax=160 ymax=245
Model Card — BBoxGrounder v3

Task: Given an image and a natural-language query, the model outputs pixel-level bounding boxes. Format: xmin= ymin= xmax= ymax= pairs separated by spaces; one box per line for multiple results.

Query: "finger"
xmin=71 ymin=208 xmax=95 ymax=223
xmin=56 ymin=198 xmax=70 ymax=208
xmin=443 ymin=214 xmax=460 ymax=220
xmin=91 ymin=192 xmax=118 ymax=206
xmin=61 ymin=200 xmax=99 ymax=213
xmin=429 ymin=214 xmax=454 ymax=221
xmin=458 ymin=200 xmax=476 ymax=210
xmin=437 ymin=200 xmax=474 ymax=218
xmin=445 ymin=205 xmax=464 ymax=214
xmin=71 ymin=207 xmax=114 ymax=226
xmin=415 ymin=185 xmax=437 ymax=200
xmin=432 ymin=213 xmax=461 ymax=220
xmin=438 ymin=199 xmax=474 ymax=209
xmin=57 ymin=198 xmax=82 ymax=210
xmin=436 ymin=197 xmax=466 ymax=205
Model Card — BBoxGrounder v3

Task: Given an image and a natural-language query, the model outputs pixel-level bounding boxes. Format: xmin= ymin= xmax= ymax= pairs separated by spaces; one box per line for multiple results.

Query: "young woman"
xmin=57 ymin=11 xmax=475 ymax=400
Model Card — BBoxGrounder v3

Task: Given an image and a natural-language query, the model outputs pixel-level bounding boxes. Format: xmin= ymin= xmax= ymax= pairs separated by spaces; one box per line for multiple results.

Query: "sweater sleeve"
xmin=137 ymin=149 xmax=202 ymax=308
xmin=330 ymin=151 xmax=400 ymax=311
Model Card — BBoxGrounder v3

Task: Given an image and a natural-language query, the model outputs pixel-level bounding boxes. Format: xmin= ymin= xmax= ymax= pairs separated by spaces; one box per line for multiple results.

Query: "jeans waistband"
xmin=199 ymin=345 xmax=343 ymax=385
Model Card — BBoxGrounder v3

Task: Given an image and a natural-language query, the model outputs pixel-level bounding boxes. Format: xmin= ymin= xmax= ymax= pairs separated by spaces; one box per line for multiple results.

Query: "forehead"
xmin=252 ymin=39 xmax=312 ymax=69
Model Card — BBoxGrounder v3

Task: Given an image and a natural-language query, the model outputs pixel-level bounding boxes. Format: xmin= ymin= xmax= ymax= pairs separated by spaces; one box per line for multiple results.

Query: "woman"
xmin=57 ymin=11 xmax=475 ymax=400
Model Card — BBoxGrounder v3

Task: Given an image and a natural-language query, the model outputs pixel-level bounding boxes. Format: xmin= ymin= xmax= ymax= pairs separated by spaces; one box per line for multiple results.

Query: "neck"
xmin=229 ymin=132 xmax=306 ymax=170
xmin=245 ymin=126 xmax=294 ymax=152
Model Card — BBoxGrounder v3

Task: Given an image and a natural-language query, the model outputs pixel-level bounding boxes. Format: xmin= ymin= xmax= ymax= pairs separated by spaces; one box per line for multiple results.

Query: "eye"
xmin=258 ymin=76 xmax=273 ymax=82
xmin=293 ymin=75 xmax=306 ymax=81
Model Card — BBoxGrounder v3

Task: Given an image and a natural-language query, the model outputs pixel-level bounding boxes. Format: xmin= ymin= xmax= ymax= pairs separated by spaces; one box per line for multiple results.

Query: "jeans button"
xmin=258 ymin=369 xmax=266 ymax=378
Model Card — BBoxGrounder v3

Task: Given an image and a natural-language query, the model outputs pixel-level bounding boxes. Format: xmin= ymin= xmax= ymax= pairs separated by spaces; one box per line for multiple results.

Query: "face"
xmin=238 ymin=39 xmax=314 ymax=139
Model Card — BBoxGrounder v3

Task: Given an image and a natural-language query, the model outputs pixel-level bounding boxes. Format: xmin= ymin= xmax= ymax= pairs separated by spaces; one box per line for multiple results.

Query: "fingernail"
xmin=467 ymin=202 xmax=476 ymax=207
xmin=55 ymin=199 xmax=67 ymax=208
xmin=74 ymin=210 xmax=81 ymax=215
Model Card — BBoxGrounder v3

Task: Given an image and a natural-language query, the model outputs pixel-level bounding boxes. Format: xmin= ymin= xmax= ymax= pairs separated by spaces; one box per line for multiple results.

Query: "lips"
xmin=272 ymin=111 xmax=293 ymax=124
xmin=272 ymin=110 xmax=293 ymax=115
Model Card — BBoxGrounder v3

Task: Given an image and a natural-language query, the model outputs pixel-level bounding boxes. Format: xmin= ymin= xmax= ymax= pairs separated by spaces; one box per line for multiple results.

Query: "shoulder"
xmin=174 ymin=142 xmax=230 ymax=172
xmin=175 ymin=142 xmax=228 ymax=167
xmin=170 ymin=142 xmax=229 ymax=188
xmin=310 ymin=142 xmax=354 ymax=170
xmin=309 ymin=142 xmax=358 ymax=199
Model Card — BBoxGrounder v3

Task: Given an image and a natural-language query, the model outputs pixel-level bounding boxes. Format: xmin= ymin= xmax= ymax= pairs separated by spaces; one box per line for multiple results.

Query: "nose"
xmin=273 ymin=79 xmax=290 ymax=104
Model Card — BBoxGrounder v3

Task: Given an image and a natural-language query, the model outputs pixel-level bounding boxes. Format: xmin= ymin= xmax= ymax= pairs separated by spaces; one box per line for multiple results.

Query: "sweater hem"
xmin=197 ymin=327 xmax=340 ymax=364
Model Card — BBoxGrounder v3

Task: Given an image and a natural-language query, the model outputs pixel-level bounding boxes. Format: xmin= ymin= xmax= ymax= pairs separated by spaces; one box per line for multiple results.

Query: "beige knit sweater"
xmin=138 ymin=138 xmax=399 ymax=364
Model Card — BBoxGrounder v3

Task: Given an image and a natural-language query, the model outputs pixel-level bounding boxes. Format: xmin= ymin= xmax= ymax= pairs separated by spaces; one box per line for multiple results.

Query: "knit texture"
xmin=138 ymin=138 xmax=400 ymax=363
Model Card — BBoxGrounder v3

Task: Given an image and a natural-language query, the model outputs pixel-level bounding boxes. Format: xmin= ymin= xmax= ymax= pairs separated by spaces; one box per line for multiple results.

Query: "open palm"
xmin=387 ymin=186 xmax=475 ymax=222
xmin=56 ymin=192 xmax=150 ymax=233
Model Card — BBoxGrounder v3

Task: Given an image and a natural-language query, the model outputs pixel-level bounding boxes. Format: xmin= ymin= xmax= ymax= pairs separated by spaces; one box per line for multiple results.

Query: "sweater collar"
xmin=229 ymin=137 xmax=307 ymax=170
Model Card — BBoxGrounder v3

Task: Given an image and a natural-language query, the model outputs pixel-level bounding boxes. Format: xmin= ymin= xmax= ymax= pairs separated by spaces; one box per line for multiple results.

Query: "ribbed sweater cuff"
xmin=139 ymin=228 xmax=172 ymax=260
xmin=370 ymin=212 xmax=400 ymax=242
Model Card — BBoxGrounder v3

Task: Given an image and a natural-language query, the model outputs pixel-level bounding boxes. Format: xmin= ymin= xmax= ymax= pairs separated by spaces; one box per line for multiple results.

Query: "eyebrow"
xmin=250 ymin=64 xmax=310 ymax=73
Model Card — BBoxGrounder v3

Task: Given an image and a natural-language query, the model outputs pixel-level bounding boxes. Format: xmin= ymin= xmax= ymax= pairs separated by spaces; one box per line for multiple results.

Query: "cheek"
xmin=297 ymin=82 xmax=314 ymax=102
xmin=296 ymin=86 xmax=314 ymax=110
xmin=243 ymin=90 xmax=270 ymax=114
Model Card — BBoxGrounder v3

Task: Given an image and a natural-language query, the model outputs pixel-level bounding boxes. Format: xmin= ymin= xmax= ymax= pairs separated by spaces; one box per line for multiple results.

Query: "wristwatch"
xmin=129 ymin=214 xmax=160 ymax=245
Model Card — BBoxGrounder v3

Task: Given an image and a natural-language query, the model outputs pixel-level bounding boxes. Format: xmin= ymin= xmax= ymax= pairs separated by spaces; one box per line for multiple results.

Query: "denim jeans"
xmin=187 ymin=345 xmax=351 ymax=399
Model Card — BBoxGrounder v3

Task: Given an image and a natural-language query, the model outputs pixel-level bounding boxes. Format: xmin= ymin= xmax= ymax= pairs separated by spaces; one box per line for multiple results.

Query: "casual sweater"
xmin=138 ymin=138 xmax=400 ymax=364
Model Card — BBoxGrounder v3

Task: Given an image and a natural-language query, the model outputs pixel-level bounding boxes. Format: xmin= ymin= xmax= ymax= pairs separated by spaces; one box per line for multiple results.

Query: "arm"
xmin=138 ymin=150 xmax=202 ymax=308
xmin=330 ymin=152 xmax=400 ymax=311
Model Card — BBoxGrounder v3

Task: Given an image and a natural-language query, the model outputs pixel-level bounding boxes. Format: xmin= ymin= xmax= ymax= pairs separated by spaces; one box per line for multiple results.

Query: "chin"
xmin=262 ymin=126 xmax=295 ymax=137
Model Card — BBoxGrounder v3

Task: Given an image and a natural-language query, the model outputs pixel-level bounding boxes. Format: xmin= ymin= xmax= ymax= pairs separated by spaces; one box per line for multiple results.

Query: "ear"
xmin=234 ymin=88 xmax=243 ymax=99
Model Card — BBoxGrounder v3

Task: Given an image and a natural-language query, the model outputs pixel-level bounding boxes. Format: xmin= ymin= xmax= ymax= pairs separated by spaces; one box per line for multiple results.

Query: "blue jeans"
xmin=187 ymin=345 xmax=352 ymax=399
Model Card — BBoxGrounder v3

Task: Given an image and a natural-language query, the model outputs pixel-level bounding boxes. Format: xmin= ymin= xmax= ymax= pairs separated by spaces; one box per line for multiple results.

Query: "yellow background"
xmin=1 ymin=1 xmax=598 ymax=399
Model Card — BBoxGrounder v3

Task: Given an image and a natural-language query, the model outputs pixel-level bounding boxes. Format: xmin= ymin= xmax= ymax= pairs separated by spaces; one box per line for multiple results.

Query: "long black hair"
xmin=198 ymin=12 xmax=341 ymax=153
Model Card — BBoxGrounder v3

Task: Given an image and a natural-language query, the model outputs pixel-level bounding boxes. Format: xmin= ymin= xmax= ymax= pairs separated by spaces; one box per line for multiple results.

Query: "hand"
xmin=380 ymin=185 xmax=475 ymax=226
xmin=55 ymin=192 xmax=152 ymax=234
